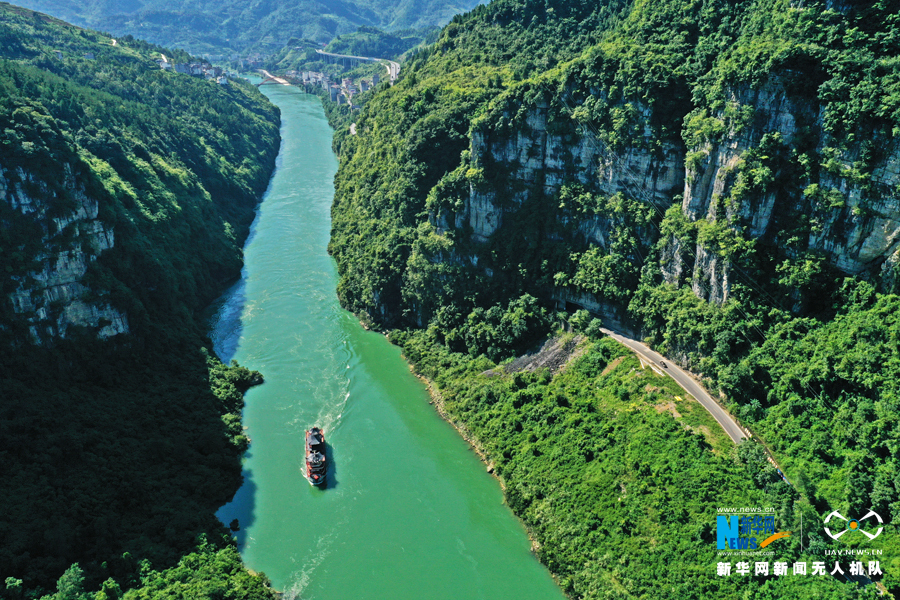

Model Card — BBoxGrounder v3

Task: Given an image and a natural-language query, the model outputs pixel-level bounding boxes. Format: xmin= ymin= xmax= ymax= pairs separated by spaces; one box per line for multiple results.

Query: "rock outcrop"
xmin=669 ymin=79 xmax=900 ymax=301
xmin=2 ymin=163 xmax=129 ymax=344
xmin=456 ymin=101 xmax=683 ymax=244
xmin=447 ymin=77 xmax=900 ymax=309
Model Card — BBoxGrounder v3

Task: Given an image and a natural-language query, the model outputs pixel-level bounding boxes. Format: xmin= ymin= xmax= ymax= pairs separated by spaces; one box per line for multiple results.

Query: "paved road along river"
xmin=210 ymin=83 xmax=567 ymax=600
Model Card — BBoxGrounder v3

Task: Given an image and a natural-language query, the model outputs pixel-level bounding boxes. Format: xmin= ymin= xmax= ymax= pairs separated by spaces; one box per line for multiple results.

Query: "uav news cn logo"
xmin=717 ymin=508 xmax=790 ymax=551
xmin=824 ymin=510 xmax=884 ymax=542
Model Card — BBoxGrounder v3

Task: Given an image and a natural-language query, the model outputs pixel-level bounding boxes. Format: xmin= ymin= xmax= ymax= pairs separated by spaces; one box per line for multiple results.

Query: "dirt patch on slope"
xmin=654 ymin=400 xmax=682 ymax=419
xmin=601 ymin=356 xmax=625 ymax=376
xmin=501 ymin=335 xmax=586 ymax=374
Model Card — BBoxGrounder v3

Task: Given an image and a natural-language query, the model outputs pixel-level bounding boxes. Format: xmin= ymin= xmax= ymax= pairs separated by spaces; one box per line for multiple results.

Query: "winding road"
xmin=600 ymin=327 xmax=748 ymax=444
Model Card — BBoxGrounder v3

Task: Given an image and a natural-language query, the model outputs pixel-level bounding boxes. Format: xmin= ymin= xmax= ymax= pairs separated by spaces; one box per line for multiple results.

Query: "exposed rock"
xmin=457 ymin=101 xmax=683 ymax=245
xmin=440 ymin=75 xmax=900 ymax=313
xmin=501 ymin=334 xmax=585 ymax=374
xmin=670 ymin=78 xmax=900 ymax=299
xmin=596 ymin=143 xmax=683 ymax=206
xmin=460 ymin=187 xmax=505 ymax=242
xmin=550 ymin=288 xmax=634 ymax=334
xmin=2 ymin=163 xmax=129 ymax=344
xmin=692 ymin=245 xmax=729 ymax=304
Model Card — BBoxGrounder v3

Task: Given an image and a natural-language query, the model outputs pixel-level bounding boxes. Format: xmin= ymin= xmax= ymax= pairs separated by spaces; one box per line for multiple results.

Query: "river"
xmin=210 ymin=83 xmax=567 ymax=600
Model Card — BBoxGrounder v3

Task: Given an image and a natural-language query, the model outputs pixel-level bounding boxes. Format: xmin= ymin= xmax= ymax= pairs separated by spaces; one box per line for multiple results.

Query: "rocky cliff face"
xmin=2 ymin=163 xmax=129 ymax=344
xmin=455 ymin=101 xmax=683 ymax=245
xmin=450 ymin=77 xmax=900 ymax=309
xmin=670 ymin=78 xmax=900 ymax=302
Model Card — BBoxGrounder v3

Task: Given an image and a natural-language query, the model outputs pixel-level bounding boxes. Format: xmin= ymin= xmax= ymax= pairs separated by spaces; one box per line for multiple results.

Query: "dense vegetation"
xmin=9 ymin=0 xmax=485 ymax=54
xmin=266 ymin=25 xmax=434 ymax=76
xmin=328 ymin=0 xmax=900 ymax=596
xmin=6 ymin=540 xmax=277 ymax=600
xmin=0 ymin=5 xmax=279 ymax=598
xmin=0 ymin=4 xmax=279 ymax=338
xmin=326 ymin=26 xmax=438 ymax=59
xmin=396 ymin=326 xmax=892 ymax=598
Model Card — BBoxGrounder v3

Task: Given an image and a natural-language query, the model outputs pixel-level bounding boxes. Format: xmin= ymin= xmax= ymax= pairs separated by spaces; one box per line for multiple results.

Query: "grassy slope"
xmin=398 ymin=330 xmax=879 ymax=599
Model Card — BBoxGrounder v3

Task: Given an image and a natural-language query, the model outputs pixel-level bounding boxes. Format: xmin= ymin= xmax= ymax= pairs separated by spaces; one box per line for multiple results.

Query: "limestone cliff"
xmin=671 ymin=78 xmax=900 ymax=303
xmin=0 ymin=6 xmax=280 ymax=348
xmin=2 ymin=163 xmax=129 ymax=344
xmin=445 ymin=77 xmax=900 ymax=312
xmin=453 ymin=101 xmax=682 ymax=246
xmin=329 ymin=0 xmax=900 ymax=335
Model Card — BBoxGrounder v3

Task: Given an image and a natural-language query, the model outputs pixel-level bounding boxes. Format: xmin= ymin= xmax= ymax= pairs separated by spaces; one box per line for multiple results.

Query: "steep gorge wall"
xmin=1 ymin=163 xmax=128 ymax=344
xmin=332 ymin=0 xmax=900 ymax=335
xmin=453 ymin=101 xmax=683 ymax=246
xmin=0 ymin=8 xmax=281 ymax=348
xmin=672 ymin=78 xmax=900 ymax=303
xmin=447 ymin=77 xmax=900 ymax=312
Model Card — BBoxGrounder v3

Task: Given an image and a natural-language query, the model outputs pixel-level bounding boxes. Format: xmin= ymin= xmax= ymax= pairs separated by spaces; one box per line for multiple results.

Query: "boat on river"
xmin=305 ymin=427 xmax=327 ymax=486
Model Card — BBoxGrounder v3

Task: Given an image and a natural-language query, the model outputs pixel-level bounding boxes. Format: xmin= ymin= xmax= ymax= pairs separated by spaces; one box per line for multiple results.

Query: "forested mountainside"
xmin=263 ymin=26 xmax=432 ymax=81
xmin=331 ymin=0 xmax=900 ymax=596
xmin=9 ymin=0 xmax=485 ymax=54
xmin=0 ymin=4 xmax=279 ymax=598
xmin=324 ymin=25 xmax=440 ymax=57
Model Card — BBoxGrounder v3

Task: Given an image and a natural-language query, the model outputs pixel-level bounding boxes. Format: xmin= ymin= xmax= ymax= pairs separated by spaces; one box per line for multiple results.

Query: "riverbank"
xmin=211 ymin=83 xmax=569 ymax=600
xmin=389 ymin=328 xmax=823 ymax=599
xmin=416 ymin=369 xmax=500 ymax=481
xmin=419 ymin=372 xmax=550 ymax=559
xmin=0 ymin=14 xmax=281 ymax=596
xmin=405 ymin=333 xmax=591 ymax=486
xmin=403 ymin=347 xmax=582 ymax=563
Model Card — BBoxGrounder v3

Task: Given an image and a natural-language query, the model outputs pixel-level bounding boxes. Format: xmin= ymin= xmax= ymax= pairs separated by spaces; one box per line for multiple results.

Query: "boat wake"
xmin=281 ymin=522 xmax=344 ymax=599
xmin=286 ymin=334 xmax=352 ymax=435
xmin=316 ymin=390 xmax=350 ymax=435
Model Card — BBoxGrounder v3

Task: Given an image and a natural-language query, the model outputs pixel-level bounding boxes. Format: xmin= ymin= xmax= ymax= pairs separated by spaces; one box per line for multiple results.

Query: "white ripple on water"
xmin=283 ymin=317 xmax=352 ymax=439
xmin=280 ymin=492 xmax=351 ymax=600
xmin=281 ymin=539 xmax=331 ymax=600
xmin=315 ymin=390 xmax=350 ymax=438
xmin=314 ymin=332 xmax=354 ymax=433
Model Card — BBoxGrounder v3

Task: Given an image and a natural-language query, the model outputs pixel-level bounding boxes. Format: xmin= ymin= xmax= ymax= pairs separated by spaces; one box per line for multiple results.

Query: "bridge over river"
xmin=257 ymin=69 xmax=290 ymax=86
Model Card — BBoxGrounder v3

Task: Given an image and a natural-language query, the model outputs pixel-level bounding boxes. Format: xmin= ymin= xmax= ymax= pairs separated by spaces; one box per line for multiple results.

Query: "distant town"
xmin=156 ymin=51 xmax=384 ymax=106
xmin=243 ymin=51 xmax=392 ymax=106
xmin=286 ymin=70 xmax=380 ymax=107
xmin=157 ymin=54 xmax=230 ymax=85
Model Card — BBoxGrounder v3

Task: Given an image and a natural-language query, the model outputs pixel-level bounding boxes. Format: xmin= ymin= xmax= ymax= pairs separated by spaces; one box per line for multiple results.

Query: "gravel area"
xmin=501 ymin=335 xmax=586 ymax=374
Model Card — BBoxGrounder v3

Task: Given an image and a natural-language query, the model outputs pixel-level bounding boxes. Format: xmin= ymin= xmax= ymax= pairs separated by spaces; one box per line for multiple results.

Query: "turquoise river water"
xmin=210 ymin=83 xmax=567 ymax=600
